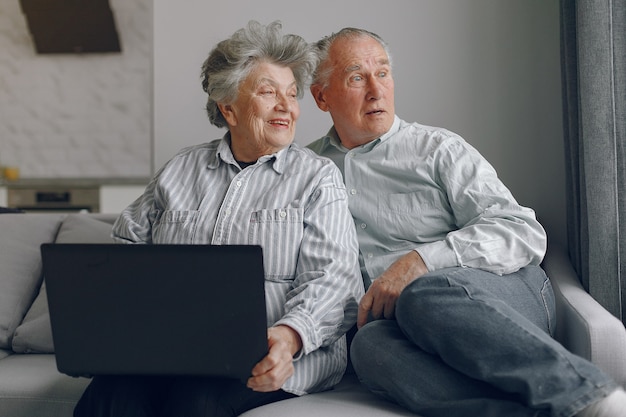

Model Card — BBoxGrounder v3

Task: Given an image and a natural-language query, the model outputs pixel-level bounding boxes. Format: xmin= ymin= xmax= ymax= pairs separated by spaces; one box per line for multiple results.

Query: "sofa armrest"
xmin=542 ymin=243 xmax=626 ymax=387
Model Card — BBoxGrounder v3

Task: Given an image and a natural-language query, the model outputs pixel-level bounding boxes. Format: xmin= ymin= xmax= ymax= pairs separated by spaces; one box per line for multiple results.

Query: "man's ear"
xmin=310 ymin=84 xmax=329 ymax=112
xmin=218 ymin=103 xmax=237 ymax=126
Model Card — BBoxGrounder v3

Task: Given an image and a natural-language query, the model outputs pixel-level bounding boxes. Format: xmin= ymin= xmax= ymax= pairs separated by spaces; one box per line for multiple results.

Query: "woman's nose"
xmin=274 ymin=93 xmax=291 ymax=111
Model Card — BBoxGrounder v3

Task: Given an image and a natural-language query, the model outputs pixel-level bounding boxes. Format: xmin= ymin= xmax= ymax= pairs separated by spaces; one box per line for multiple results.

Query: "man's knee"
xmin=350 ymin=320 xmax=410 ymax=394
xmin=350 ymin=321 xmax=401 ymax=377
xmin=395 ymin=269 xmax=462 ymax=323
xmin=351 ymin=321 xmax=386 ymax=365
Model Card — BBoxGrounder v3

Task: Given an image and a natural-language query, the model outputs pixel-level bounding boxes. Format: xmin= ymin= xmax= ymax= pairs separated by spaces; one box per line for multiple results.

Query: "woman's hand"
xmin=247 ymin=325 xmax=302 ymax=392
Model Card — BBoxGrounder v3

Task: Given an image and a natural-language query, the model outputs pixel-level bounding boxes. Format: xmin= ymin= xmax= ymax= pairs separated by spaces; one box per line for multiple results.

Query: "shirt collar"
xmin=209 ymin=131 xmax=288 ymax=174
xmin=321 ymin=115 xmax=401 ymax=153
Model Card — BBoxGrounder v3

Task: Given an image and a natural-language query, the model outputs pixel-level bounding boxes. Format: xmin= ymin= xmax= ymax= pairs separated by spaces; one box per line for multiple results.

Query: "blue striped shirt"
xmin=112 ymin=134 xmax=364 ymax=395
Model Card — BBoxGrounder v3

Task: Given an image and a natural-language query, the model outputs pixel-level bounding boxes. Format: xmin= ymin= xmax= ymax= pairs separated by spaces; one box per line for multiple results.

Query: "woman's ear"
xmin=218 ymin=103 xmax=237 ymax=126
xmin=310 ymin=84 xmax=329 ymax=112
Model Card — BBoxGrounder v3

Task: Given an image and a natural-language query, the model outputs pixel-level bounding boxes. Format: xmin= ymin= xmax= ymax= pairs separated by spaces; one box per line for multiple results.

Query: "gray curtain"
xmin=560 ymin=0 xmax=626 ymax=322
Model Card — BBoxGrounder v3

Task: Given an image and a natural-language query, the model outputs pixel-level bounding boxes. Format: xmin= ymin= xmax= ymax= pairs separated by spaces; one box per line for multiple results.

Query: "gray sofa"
xmin=1 ymin=212 xmax=625 ymax=417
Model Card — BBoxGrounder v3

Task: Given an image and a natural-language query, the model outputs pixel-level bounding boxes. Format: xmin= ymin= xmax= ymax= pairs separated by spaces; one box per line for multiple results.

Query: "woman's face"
xmin=219 ymin=61 xmax=300 ymax=162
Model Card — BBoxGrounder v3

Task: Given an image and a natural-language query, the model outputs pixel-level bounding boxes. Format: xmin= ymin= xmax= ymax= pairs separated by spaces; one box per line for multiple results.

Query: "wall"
xmin=0 ymin=0 xmax=152 ymax=179
xmin=153 ymin=0 xmax=566 ymax=246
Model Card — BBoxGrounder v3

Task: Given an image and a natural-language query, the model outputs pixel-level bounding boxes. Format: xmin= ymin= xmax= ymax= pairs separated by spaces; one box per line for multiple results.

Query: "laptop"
xmin=40 ymin=243 xmax=268 ymax=380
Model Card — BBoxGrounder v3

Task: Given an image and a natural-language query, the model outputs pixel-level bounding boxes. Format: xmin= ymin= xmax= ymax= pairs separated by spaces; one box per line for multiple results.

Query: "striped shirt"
xmin=112 ymin=134 xmax=364 ymax=395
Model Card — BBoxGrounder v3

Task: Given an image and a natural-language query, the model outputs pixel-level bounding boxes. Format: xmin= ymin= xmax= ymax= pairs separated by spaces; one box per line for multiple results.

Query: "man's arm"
xmin=416 ymin=137 xmax=546 ymax=275
xmin=357 ymin=250 xmax=428 ymax=328
xmin=357 ymin=135 xmax=546 ymax=328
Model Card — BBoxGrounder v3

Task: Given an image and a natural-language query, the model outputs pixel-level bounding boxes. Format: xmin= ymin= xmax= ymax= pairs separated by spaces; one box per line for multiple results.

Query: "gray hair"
xmin=201 ymin=20 xmax=317 ymax=128
xmin=311 ymin=27 xmax=392 ymax=90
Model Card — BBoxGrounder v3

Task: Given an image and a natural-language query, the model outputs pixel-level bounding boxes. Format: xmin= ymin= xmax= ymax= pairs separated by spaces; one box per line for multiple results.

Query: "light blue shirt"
xmin=112 ymin=134 xmax=364 ymax=395
xmin=308 ymin=116 xmax=547 ymax=286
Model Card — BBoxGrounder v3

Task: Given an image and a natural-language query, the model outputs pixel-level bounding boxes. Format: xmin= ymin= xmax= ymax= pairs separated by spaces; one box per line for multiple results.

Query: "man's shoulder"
xmin=305 ymin=136 xmax=329 ymax=155
xmin=390 ymin=119 xmax=470 ymax=154
xmin=398 ymin=119 xmax=460 ymax=142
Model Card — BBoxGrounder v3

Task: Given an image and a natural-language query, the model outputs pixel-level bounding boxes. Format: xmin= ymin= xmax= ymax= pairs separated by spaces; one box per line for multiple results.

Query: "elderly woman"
xmin=73 ymin=21 xmax=363 ymax=417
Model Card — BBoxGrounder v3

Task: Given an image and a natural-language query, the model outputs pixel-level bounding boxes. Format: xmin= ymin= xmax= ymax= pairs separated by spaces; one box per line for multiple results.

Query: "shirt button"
xmin=367 ymin=253 xmax=373 ymax=259
xmin=225 ymin=208 xmax=232 ymax=216
xmin=350 ymin=189 xmax=357 ymax=195
xmin=236 ymin=180 xmax=242 ymax=187
xmin=279 ymin=210 xmax=287 ymax=218
xmin=360 ymin=223 xmax=367 ymax=229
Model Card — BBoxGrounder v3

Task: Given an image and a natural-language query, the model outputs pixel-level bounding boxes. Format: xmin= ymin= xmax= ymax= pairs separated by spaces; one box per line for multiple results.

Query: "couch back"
xmin=0 ymin=213 xmax=118 ymax=354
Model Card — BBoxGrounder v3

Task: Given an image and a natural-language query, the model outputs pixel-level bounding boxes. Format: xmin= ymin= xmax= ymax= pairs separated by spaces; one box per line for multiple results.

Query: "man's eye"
xmin=260 ymin=90 xmax=275 ymax=96
xmin=352 ymin=75 xmax=363 ymax=82
xmin=379 ymin=71 xmax=387 ymax=78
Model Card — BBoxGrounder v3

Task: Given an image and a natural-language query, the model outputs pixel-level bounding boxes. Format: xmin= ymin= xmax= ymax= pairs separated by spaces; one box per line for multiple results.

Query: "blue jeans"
xmin=350 ymin=266 xmax=616 ymax=417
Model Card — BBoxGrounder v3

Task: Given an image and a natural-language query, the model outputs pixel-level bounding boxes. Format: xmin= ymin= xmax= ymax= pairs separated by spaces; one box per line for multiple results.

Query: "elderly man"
xmin=307 ymin=27 xmax=625 ymax=417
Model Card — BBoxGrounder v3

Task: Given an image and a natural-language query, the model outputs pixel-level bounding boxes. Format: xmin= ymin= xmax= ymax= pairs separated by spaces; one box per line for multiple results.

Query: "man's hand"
xmin=357 ymin=251 xmax=428 ymax=328
xmin=247 ymin=325 xmax=302 ymax=392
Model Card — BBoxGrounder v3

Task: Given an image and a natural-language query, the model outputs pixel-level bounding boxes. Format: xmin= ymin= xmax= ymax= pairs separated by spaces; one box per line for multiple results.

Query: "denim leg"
xmin=351 ymin=320 xmax=542 ymax=417
xmin=351 ymin=266 xmax=617 ymax=417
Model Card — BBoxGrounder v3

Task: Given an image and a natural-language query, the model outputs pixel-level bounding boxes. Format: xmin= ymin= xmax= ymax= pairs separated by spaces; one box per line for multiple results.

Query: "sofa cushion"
xmin=0 ymin=349 xmax=11 ymax=360
xmin=53 ymin=214 xmax=117 ymax=244
xmin=240 ymin=374 xmax=419 ymax=417
xmin=10 ymin=286 xmax=54 ymax=354
xmin=0 ymin=214 xmax=64 ymax=350
xmin=0 ymin=354 xmax=90 ymax=417
xmin=11 ymin=215 xmax=116 ymax=353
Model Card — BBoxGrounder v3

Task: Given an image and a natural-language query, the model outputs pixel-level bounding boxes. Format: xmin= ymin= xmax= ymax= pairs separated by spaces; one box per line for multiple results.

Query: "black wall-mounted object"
xmin=20 ymin=0 xmax=121 ymax=54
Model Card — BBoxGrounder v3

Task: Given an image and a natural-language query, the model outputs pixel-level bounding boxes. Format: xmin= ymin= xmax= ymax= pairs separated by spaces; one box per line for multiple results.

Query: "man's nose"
xmin=367 ymin=78 xmax=384 ymax=100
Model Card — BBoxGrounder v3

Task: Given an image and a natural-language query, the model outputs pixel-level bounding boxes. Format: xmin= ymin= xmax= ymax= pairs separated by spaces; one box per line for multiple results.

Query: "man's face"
xmin=312 ymin=35 xmax=395 ymax=149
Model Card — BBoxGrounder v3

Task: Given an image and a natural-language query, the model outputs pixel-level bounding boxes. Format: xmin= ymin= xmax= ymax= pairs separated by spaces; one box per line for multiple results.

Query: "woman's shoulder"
xmin=284 ymin=143 xmax=345 ymax=188
xmin=163 ymin=140 xmax=220 ymax=164
xmin=175 ymin=139 xmax=221 ymax=156
xmin=288 ymin=142 xmax=337 ymax=168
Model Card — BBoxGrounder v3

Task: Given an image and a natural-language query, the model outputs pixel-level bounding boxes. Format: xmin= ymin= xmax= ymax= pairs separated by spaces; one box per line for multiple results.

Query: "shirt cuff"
xmin=415 ymin=240 xmax=459 ymax=272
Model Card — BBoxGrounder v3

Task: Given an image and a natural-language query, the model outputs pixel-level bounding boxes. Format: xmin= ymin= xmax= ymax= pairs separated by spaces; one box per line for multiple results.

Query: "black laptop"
xmin=40 ymin=243 xmax=268 ymax=380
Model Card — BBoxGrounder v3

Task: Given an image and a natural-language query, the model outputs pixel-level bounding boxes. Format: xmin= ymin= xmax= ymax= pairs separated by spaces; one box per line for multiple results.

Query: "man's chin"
xmin=364 ymin=116 xmax=393 ymax=134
